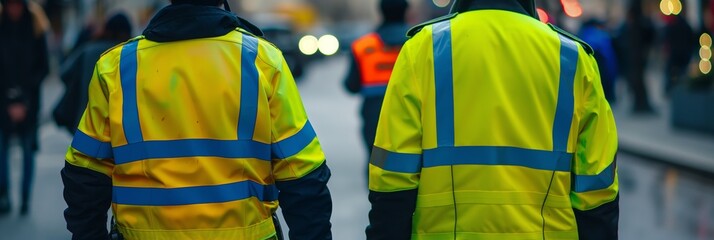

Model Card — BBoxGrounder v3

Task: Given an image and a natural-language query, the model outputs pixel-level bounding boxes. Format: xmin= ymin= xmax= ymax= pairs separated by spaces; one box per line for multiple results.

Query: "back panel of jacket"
xmin=66 ymin=29 xmax=327 ymax=239
xmin=114 ymin=31 xmax=276 ymax=239
xmin=421 ymin=11 xmax=573 ymax=239
xmin=370 ymin=9 xmax=618 ymax=240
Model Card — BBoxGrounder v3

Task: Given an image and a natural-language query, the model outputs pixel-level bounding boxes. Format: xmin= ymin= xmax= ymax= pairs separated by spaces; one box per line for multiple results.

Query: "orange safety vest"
xmin=351 ymin=33 xmax=401 ymax=96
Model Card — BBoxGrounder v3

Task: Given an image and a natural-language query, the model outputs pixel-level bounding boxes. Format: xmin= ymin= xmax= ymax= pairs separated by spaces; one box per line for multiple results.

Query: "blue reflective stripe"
xmin=423 ymin=146 xmax=572 ymax=172
xmin=379 ymin=152 xmax=422 ymax=173
xmin=71 ymin=130 xmax=113 ymax=159
xmin=553 ymin=35 xmax=579 ymax=152
xmin=272 ymin=121 xmax=317 ymax=159
xmin=369 ymin=147 xmax=422 ymax=174
xmin=238 ymin=34 xmax=260 ymax=140
xmin=113 ymin=139 xmax=271 ymax=164
xmin=119 ymin=41 xmax=143 ymax=144
xmin=432 ymin=21 xmax=455 ymax=147
xmin=573 ymin=162 xmax=616 ymax=192
xmin=113 ymin=180 xmax=278 ymax=206
xmin=361 ymin=85 xmax=387 ymax=97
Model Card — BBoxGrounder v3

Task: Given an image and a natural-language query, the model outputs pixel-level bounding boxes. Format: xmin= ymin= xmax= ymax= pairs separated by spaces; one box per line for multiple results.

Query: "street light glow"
xmin=660 ymin=0 xmax=682 ymax=15
xmin=299 ymin=35 xmax=319 ymax=55
xmin=700 ymin=47 xmax=712 ymax=60
xmin=318 ymin=35 xmax=340 ymax=56
xmin=700 ymin=33 xmax=712 ymax=47
xmin=700 ymin=33 xmax=712 ymax=74
xmin=700 ymin=59 xmax=711 ymax=74
xmin=561 ymin=0 xmax=583 ymax=18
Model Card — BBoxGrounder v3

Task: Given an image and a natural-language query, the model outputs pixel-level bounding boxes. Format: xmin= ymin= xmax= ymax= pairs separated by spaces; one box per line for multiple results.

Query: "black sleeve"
xmin=366 ymin=189 xmax=417 ymax=240
xmin=573 ymin=194 xmax=619 ymax=240
xmin=275 ymin=162 xmax=333 ymax=240
xmin=61 ymin=162 xmax=112 ymax=240
xmin=344 ymin=53 xmax=362 ymax=94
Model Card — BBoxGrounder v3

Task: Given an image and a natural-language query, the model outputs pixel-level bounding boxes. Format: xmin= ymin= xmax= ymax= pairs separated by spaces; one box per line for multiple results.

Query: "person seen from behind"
xmin=61 ymin=1 xmax=332 ymax=239
xmin=344 ymin=0 xmax=410 ymax=183
xmin=662 ymin=13 xmax=696 ymax=95
xmin=366 ymin=0 xmax=619 ymax=239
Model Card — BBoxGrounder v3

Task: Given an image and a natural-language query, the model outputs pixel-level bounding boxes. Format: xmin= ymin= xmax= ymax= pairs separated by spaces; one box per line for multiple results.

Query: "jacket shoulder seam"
xmin=548 ymin=24 xmax=594 ymax=55
xmin=100 ymin=36 xmax=145 ymax=57
xmin=407 ymin=13 xmax=458 ymax=38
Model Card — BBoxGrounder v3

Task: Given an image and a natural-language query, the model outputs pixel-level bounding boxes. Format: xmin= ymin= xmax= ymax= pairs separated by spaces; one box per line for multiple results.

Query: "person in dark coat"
xmin=578 ymin=18 xmax=619 ymax=103
xmin=623 ymin=0 xmax=655 ymax=113
xmin=0 ymin=0 xmax=50 ymax=215
xmin=663 ymin=14 xmax=696 ymax=95
xmin=54 ymin=12 xmax=132 ymax=134
xmin=344 ymin=0 xmax=410 ymax=183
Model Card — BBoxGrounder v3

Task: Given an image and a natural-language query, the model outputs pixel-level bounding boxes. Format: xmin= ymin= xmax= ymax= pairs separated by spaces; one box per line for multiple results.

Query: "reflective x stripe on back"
xmin=370 ymin=22 xmax=580 ymax=174
xmin=120 ymin=40 xmax=143 ymax=143
xmin=425 ymin=21 xmax=578 ymax=171
xmin=114 ymin=35 xmax=315 ymax=164
xmin=432 ymin=21 xmax=455 ymax=147
xmin=109 ymin=35 xmax=288 ymax=205
xmin=238 ymin=34 xmax=259 ymax=140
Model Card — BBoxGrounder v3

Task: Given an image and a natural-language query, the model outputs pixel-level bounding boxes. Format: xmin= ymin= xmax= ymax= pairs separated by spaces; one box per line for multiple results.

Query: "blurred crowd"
xmin=541 ymin=0 xmax=711 ymax=115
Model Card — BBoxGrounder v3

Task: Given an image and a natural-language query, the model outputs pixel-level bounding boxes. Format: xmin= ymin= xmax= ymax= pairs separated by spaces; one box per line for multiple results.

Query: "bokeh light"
xmin=700 ymin=59 xmax=711 ymax=74
xmin=700 ymin=47 xmax=712 ymax=60
xmin=536 ymin=8 xmax=549 ymax=23
xmin=561 ymin=0 xmax=583 ymax=18
xmin=318 ymin=35 xmax=340 ymax=56
xmin=299 ymin=35 xmax=319 ymax=55
xmin=700 ymin=33 xmax=712 ymax=47
xmin=433 ymin=0 xmax=451 ymax=8
xmin=660 ymin=0 xmax=682 ymax=15
xmin=700 ymin=33 xmax=713 ymax=74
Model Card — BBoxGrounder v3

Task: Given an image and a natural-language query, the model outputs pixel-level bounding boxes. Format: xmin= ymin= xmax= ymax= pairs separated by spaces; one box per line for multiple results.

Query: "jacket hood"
xmin=142 ymin=4 xmax=261 ymax=42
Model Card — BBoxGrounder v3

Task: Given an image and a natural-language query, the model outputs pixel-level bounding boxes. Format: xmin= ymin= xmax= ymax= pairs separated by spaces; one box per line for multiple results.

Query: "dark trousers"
xmin=0 ymin=128 xmax=37 ymax=210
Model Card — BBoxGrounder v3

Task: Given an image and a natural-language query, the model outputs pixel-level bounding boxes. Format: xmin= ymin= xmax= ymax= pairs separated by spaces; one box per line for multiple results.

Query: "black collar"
xmin=464 ymin=0 xmax=530 ymax=17
xmin=143 ymin=4 xmax=262 ymax=42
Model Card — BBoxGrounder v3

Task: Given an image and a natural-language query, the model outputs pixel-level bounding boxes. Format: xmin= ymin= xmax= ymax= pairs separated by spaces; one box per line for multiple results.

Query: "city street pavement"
xmin=619 ymin=153 xmax=714 ymax=240
xmin=613 ymin=70 xmax=714 ymax=175
xmin=0 ymin=75 xmax=72 ymax=239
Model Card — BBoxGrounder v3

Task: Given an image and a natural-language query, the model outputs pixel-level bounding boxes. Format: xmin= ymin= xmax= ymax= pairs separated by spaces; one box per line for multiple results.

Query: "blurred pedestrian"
xmin=662 ymin=13 xmax=696 ymax=95
xmin=366 ymin=0 xmax=619 ymax=239
xmin=0 ymin=0 xmax=50 ymax=215
xmin=53 ymin=12 xmax=132 ymax=135
xmin=579 ymin=18 xmax=619 ymax=103
xmin=623 ymin=0 xmax=655 ymax=113
xmin=343 ymin=0 xmax=410 ymax=183
xmin=61 ymin=0 xmax=332 ymax=239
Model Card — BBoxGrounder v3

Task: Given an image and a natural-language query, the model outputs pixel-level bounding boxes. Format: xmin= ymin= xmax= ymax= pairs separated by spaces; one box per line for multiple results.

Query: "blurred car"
xmin=248 ymin=12 xmax=310 ymax=80
xmin=261 ymin=24 xmax=306 ymax=80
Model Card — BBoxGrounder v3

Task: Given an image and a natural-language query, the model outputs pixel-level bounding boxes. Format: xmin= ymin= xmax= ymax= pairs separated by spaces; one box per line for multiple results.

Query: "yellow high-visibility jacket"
xmin=64 ymin=28 xmax=327 ymax=239
xmin=368 ymin=8 xmax=618 ymax=240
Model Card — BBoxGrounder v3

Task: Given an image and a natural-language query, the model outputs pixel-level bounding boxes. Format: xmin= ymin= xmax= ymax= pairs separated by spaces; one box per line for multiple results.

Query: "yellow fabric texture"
xmin=65 ymin=29 xmax=325 ymax=240
xmin=370 ymin=10 xmax=618 ymax=239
